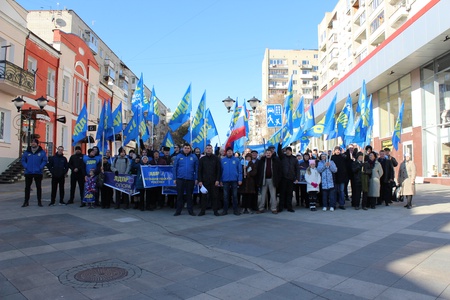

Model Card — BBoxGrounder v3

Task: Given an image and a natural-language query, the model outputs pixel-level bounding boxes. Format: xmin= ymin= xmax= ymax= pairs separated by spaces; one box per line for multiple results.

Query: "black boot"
xmin=38 ymin=200 xmax=43 ymax=207
xmin=21 ymin=201 xmax=29 ymax=207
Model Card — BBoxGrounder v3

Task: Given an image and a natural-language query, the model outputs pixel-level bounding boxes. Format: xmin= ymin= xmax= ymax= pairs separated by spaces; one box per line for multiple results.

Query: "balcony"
xmin=269 ymin=74 xmax=289 ymax=79
xmin=299 ymin=73 xmax=313 ymax=80
xmin=0 ymin=60 xmax=35 ymax=95
xmin=301 ymin=64 xmax=312 ymax=69
xmin=389 ymin=4 xmax=409 ymax=29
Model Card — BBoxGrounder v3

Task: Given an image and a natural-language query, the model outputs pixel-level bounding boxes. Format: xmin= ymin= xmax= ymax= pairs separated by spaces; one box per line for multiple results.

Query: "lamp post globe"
xmin=222 ymin=96 xmax=235 ymax=113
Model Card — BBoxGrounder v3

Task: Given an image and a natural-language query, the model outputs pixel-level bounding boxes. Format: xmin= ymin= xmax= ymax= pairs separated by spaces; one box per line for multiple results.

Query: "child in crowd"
xmin=305 ymin=160 xmax=321 ymax=211
xmin=83 ymin=169 xmax=97 ymax=209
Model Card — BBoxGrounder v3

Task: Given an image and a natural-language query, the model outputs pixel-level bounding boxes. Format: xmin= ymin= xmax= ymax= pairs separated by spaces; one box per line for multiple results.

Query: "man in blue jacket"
xmin=220 ymin=147 xmax=243 ymax=216
xmin=173 ymin=143 xmax=198 ymax=216
xmin=47 ymin=146 xmax=69 ymax=206
xmin=21 ymin=138 xmax=48 ymax=207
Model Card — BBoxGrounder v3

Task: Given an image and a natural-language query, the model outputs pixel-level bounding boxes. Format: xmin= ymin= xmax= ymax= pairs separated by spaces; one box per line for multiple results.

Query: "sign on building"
xmin=266 ymin=104 xmax=282 ymax=128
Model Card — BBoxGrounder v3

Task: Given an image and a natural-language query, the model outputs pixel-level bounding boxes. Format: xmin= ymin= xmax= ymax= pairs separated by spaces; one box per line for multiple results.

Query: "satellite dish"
xmin=55 ymin=18 xmax=66 ymax=27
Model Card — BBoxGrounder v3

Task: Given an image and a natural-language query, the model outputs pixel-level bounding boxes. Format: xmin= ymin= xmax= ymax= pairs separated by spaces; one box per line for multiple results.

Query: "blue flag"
xmin=146 ymin=86 xmax=160 ymax=125
xmin=96 ymin=100 xmax=107 ymax=141
xmin=123 ymin=110 xmax=139 ymax=146
xmin=303 ymin=101 xmax=315 ymax=132
xmin=169 ymin=84 xmax=192 ymax=131
xmin=293 ymin=96 xmax=304 ymax=129
xmin=111 ymin=102 xmax=123 ymax=137
xmin=336 ymin=94 xmax=354 ymax=142
xmin=191 ymin=91 xmax=206 ymax=137
xmin=360 ymin=94 xmax=373 ymax=144
xmin=131 ymin=74 xmax=147 ymax=112
xmin=72 ymin=103 xmax=88 ymax=146
xmin=357 ymin=80 xmax=366 ymax=113
xmin=305 ymin=94 xmax=336 ymax=138
xmin=284 ymin=74 xmax=294 ymax=135
xmin=205 ymin=109 xmax=218 ymax=140
xmin=161 ymin=131 xmax=175 ymax=151
xmin=392 ymin=101 xmax=405 ymax=151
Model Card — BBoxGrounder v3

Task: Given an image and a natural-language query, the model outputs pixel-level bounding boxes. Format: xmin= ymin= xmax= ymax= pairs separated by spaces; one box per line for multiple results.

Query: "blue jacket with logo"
xmin=21 ymin=146 xmax=48 ymax=175
xmin=173 ymin=152 xmax=198 ymax=180
xmin=221 ymin=155 xmax=243 ymax=182
xmin=84 ymin=155 xmax=102 ymax=175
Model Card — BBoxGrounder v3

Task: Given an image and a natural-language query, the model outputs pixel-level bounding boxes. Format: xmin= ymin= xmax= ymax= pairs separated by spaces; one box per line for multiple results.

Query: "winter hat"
xmin=309 ymin=159 xmax=316 ymax=166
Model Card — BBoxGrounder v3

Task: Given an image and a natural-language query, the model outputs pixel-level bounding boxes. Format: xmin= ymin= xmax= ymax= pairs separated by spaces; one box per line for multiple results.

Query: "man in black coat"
xmin=378 ymin=149 xmax=395 ymax=206
xmin=198 ymin=144 xmax=222 ymax=216
xmin=277 ymin=142 xmax=299 ymax=212
xmin=68 ymin=146 xmax=85 ymax=204
xmin=331 ymin=146 xmax=348 ymax=209
xmin=257 ymin=149 xmax=282 ymax=214
xmin=47 ymin=146 xmax=69 ymax=206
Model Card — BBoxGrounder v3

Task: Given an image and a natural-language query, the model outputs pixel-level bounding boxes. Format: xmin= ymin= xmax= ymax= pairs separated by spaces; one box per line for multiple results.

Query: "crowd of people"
xmin=20 ymin=138 xmax=417 ymax=214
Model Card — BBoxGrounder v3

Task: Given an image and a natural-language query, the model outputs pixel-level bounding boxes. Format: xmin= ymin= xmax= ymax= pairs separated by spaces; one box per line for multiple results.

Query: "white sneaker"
xmin=330 ymin=207 xmax=334 ymax=211
xmin=322 ymin=207 xmax=327 ymax=211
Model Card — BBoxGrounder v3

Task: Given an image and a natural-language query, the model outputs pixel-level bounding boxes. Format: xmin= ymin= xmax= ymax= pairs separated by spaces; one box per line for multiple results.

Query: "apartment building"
xmin=27 ymin=9 xmax=168 ymax=150
xmin=315 ymin=0 xmax=450 ymax=184
xmin=259 ymin=49 xmax=319 ymax=144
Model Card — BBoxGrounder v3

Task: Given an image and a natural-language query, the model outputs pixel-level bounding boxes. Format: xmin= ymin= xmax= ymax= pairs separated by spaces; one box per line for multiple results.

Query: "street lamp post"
xmin=12 ymin=95 xmax=48 ymax=149
xmin=247 ymin=96 xmax=261 ymax=144
xmin=222 ymin=96 xmax=235 ymax=113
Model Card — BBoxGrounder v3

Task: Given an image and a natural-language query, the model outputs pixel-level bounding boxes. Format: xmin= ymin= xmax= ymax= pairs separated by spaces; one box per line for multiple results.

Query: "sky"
xmin=18 ymin=0 xmax=337 ymax=145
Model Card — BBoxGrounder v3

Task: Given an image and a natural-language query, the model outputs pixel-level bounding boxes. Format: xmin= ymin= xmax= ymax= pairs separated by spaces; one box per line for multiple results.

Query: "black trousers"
xmin=200 ymin=182 xmax=219 ymax=212
xmin=293 ymin=184 xmax=300 ymax=205
xmin=69 ymin=174 xmax=85 ymax=203
xmin=139 ymin=188 xmax=151 ymax=210
xmin=149 ymin=187 xmax=162 ymax=209
xmin=379 ymin=182 xmax=391 ymax=205
xmin=101 ymin=185 xmax=113 ymax=208
xmin=278 ymin=179 xmax=294 ymax=211
xmin=351 ymin=183 xmax=362 ymax=207
xmin=115 ymin=190 xmax=129 ymax=208
xmin=51 ymin=176 xmax=65 ymax=203
xmin=25 ymin=174 xmax=43 ymax=203
xmin=300 ymin=184 xmax=308 ymax=207
xmin=175 ymin=179 xmax=195 ymax=214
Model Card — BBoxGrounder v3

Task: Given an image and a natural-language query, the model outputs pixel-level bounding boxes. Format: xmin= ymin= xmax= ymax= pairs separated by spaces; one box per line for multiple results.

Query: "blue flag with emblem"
xmin=191 ymin=91 xmax=206 ymax=137
xmin=72 ymin=103 xmax=88 ymax=146
xmin=146 ymin=86 xmax=160 ymax=125
xmin=284 ymin=74 xmax=294 ymax=135
xmin=303 ymin=100 xmax=315 ymax=132
xmin=336 ymin=94 xmax=354 ymax=145
xmin=305 ymin=94 xmax=336 ymax=138
xmin=131 ymin=74 xmax=147 ymax=112
xmin=161 ymin=131 xmax=175 ymax=151
xmin=205 ymin=108 xmax=218 ymax=140
xmin=357 ymin=80 xmax=366 ymax=113
xmin=123 ymin=109 xmax=139 ymax=146
xmin=111 ymin=102 xmax=123 ymax=137
xmin=392 ymin=100 xmax=405 ymax=151
xmin=169 ymin=84 xmax=192 ymax=131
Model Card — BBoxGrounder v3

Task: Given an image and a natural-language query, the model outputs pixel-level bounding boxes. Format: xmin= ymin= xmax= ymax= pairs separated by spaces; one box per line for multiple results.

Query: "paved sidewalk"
xmin=1 ymin=180 xmax=450 ymax=299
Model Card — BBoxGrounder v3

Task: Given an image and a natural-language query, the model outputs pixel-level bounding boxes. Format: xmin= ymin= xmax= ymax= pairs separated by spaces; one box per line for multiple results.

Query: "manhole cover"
xmin=74 ymin=267 xmax=128 ymax=283
xmin=59 ymin=259 xmax=141 ymax=288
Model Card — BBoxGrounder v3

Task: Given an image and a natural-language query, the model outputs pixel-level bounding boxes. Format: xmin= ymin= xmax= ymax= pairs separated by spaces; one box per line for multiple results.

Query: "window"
xmin=89 ymin=92 xmax=96 ymax=115
xmin=61 ymin=125 xmax=68 ymax=149
xmin=314 ymin=54 xmax=318 ymax=59
xmin=99 ymin=48 xmax=104 ymax=58
xmin=292 ymin=80 xmax=297 ymax=85
xmin=47 ymin=68 xmax=56 ymax=98
xmin=293 ymin=70 xmax=298 ymax=75
xmin=302 ymin=80 xmax=310 ymax=85
xmin=269 ymin=59 xmax=287 ymax=65
xmin=313 ymin=66 xmax=319 ymax=71
xmin=74 ymin=78 xmax=84 ymax=114
xmin=0 ymin=111 xmax=4 ymax=140
xmin=62 ymin=76 xmax=70 ymax=103
xmin=97 ymin=99 xmax=101 ymax=119
xmin=370 ymin=11 xmax=384 ymax=34
xmin=27 ymin=56 xmax=37 ymax=73
xmin=302 ymin=70 xmax=310 ymax=74
xmin=292 ymin=60 xmax=297 ymax=65
xmin=302 ymin=60 xmax=309 ymax=65
xmin=378 ymin=74 xmax=411 ymax=137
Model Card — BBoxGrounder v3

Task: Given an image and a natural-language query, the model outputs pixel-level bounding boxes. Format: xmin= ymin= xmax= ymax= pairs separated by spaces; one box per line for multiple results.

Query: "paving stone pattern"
xmin=0 ymin=180 xmax=450 ymax=299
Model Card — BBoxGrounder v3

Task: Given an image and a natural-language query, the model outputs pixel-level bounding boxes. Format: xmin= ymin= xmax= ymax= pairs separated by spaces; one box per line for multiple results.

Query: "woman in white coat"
xmin=367 ymin=152 xmax=383 ymax=209
xmin=305 ymin=160 xmax=321 ymax=211
xmin=398 ymin=153 xmax=416 ymax=209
